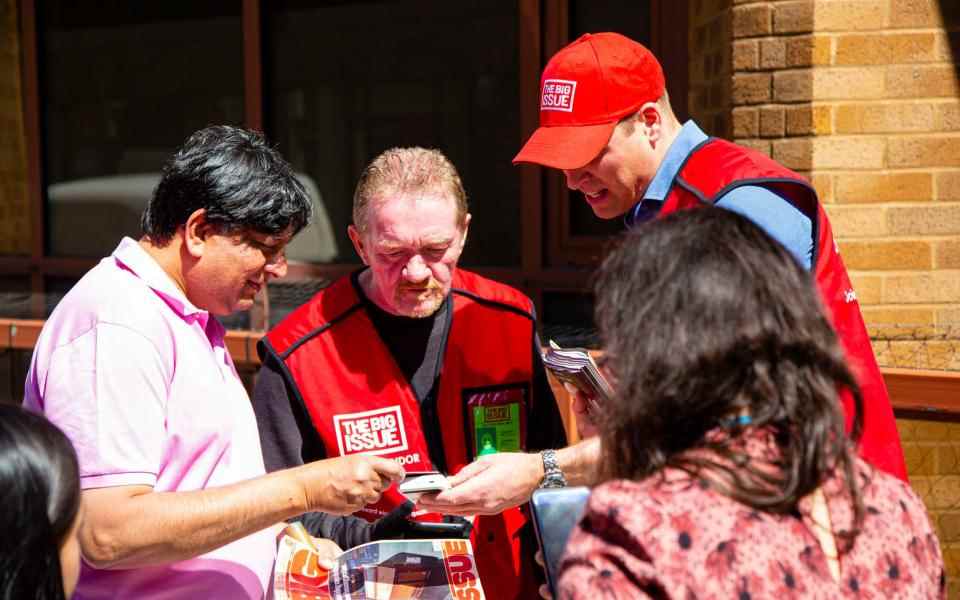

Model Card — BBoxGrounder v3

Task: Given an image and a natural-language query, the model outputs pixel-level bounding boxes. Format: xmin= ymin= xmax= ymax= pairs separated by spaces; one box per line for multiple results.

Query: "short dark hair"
xmin=141 ymin=125 xmax=312 ymax=244
xmin=0 ymin=404 xmax=81 ymax=600
xmin=594 ymin=207 xmax=865 ymax=549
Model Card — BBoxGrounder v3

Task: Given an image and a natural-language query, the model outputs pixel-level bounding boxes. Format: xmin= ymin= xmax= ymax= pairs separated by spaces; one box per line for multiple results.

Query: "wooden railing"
xmin=3 ymin=318 xmax=958 ymax=422
xmin=882 ymin=367 xmax=960 ymax=417
xmin=0 ymin=318 xmax=265 ymax=367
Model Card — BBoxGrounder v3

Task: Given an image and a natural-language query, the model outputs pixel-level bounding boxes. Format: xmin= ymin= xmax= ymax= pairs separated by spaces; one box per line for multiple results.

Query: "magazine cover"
xmin=274 ymin=535 xmax=486 ymax=600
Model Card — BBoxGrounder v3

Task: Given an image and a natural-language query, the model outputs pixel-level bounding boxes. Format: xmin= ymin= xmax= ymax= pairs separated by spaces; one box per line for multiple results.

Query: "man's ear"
xmin=347 ymin=224 xmax=369 ymax=265
xmin=183 ymin=208 xmax=210 ymax=259
xmin=638 ymin=102 xmax=663 ymax=144
xmin=458 ymin=213 xmax=472 ymax=251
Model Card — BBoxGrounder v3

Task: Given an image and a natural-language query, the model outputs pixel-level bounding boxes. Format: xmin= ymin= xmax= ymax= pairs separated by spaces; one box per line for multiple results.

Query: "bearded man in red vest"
xmin=508 ymin=32 xmax=905 ymax=480
xmin=252 ymin=147 xmax=570 ymax=599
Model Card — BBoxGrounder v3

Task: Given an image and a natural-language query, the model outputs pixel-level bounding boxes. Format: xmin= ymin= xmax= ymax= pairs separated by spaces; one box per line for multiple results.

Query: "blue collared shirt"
xmin=626 ymin=121 xmax=813 ymax=270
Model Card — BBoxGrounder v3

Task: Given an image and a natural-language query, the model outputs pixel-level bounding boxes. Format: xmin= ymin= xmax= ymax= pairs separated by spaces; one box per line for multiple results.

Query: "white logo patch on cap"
xmin=541 ymin=79 xmax=577 ymax=112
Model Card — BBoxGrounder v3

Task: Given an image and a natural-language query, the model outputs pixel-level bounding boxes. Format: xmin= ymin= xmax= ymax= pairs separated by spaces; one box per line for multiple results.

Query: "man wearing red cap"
xmin=511 ymin=32 xmax=906 ymax=481
xmin=422 ymin=32 xmax=905 ymax=553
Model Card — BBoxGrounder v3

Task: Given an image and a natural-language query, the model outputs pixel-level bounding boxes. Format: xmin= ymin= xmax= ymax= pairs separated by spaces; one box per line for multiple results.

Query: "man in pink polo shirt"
xmin=23 ymin=126 xmax=404 ymax=599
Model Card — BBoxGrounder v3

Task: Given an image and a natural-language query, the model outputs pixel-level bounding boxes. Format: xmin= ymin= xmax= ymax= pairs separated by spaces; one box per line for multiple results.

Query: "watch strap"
xmin=539 ymin=449 xmax=567 ymax=488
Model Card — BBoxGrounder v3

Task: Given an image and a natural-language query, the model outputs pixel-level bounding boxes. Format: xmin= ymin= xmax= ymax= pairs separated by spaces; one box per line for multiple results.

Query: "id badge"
xmin=463 ymin=384 xmax=528 ymax=461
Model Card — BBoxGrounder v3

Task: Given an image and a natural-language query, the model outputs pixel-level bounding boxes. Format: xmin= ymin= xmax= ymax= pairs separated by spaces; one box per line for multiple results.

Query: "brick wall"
xmin=0 ymin=0 xmax=29 ymax=255
xmin=898 ymin=417 xmax=960 ymax=597
xmin=720 ymin=0 xmax=960 ymax=371
xmin=820 ymin=0 xmax=960 ymax=371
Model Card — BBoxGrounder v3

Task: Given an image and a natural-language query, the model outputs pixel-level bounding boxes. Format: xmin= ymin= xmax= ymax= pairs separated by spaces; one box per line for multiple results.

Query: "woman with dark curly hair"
xmin=558 ymin=207 xmax=944 ymax=599
xmin=0 ymin=404 xmax=82 ymax=600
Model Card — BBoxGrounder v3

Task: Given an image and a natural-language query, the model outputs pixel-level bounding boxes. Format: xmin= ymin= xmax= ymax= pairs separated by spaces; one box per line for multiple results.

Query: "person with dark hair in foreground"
xmin=24 ymin=125 xmax=403 ymax=599
xmin=0 ymin=404 xmax=82 ymax=600
xmin=558 ymin=208 xmax=944 ymax=599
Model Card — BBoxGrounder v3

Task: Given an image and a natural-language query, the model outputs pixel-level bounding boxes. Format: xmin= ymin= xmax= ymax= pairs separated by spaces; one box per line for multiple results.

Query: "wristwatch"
xmin=539 ymin=449 xmax=567 ymax=488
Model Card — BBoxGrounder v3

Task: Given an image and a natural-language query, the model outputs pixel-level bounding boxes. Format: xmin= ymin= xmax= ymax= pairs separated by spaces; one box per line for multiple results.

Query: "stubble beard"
xmin=396 ymin=287 xmax=444 ymax=319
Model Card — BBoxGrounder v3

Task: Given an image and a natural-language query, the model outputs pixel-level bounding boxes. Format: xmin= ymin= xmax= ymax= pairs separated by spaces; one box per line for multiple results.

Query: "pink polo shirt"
xmin=24 ymin=237 xmax=277 ymax=600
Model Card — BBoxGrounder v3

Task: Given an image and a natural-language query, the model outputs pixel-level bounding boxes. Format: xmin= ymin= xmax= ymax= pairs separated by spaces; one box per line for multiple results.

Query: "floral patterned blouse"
xmin=558 ymin=457 xmax=944 ymax=599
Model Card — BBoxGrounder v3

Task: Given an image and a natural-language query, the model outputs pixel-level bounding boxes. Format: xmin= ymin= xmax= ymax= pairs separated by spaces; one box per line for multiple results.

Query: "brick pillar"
xmin=715 ymin=0 xmax=960 ymax=371
xmin=0 ymin=0 xmax=30 ymax=255
xmin=814 ymin=0 xmax=960 ymax=373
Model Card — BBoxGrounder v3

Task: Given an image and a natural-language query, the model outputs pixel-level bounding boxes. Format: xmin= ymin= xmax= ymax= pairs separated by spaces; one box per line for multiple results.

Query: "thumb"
xmin=371 ymin=456 xmax=405 ymax=482
xmin=446 ymin=459 xmax=491 ymax=487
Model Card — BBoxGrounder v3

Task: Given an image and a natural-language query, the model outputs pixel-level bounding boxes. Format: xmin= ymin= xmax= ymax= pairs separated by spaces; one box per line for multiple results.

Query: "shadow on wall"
xmin=944 ymin=2 xmax=960 ymax=84
xmin=46 ymin=172 xmax=337 ymax=262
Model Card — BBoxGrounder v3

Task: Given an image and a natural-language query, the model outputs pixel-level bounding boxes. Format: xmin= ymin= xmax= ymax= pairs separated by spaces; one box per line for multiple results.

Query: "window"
xmin=39 ymin=1 xmax=244 ymax=258
xmin=8 ymin=0 xmax=687 ymax=339
xmin=264 ymin=0 xmax=521 ymax=267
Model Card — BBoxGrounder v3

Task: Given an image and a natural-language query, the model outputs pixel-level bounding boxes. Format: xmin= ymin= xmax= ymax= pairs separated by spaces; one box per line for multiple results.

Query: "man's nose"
xmin=563 ymin=167 xmax=586 ymax=190
xmin=403 ymin=255 xmax=430 ymax=282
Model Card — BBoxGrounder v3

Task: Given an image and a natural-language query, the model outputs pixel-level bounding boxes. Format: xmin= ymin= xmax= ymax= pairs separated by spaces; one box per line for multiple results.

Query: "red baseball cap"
xmin=513 ymin=32 xmax=665 ymax=170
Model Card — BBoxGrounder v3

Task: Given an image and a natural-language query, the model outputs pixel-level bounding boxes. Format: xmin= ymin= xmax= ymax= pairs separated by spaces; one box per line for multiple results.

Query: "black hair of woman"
xmin=0 ymin=404 xmax=82 ymax=600
xmin=594 ymin=206 xmax=865 ymax=550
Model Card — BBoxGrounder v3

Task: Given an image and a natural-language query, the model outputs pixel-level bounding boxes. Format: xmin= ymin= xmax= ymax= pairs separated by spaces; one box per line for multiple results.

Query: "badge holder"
xmin=462 ymin=383 xmax=529 ymax=461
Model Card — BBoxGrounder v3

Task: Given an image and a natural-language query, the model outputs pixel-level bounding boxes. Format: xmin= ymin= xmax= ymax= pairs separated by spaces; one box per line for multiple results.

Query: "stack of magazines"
xmin=541 ymin=340 xmax=613 ymax=410
xmin=275 ymin=529 xmax=485 ymax=600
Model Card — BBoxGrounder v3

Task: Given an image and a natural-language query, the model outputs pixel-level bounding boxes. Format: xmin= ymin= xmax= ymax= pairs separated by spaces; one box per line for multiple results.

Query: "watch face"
xmin=542 ymin=474 xmax=566 ymax=488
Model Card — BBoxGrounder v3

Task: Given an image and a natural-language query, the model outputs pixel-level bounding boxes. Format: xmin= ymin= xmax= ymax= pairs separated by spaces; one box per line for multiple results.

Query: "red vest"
xmin=660 ymin=138 xmax=907 ymax=480
xmin=264 ymin=269 xmax=542 ymax=600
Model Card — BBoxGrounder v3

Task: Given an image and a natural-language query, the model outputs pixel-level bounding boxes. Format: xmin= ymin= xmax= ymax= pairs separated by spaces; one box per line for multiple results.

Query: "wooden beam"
xmin=19 ymin=0 xmax=45 ymax=318
xmin=884 ymin=368 xmax=960 ymax=417
xmin=1 ymin=319 xmax=44 ymax=349
xmin=19 ymin=0 xmax=43 ymax=264
xmin=518 ymin=0 xmax=543 ymax=281
xmin=242 ymin=0 xmax=263 ymax=132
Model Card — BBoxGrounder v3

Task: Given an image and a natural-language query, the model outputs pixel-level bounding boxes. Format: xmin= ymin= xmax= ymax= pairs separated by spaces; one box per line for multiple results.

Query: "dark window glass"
xmin=0 ymin=276 xmax=30 ymax=294
xmin=265 ymin=0 xmax=521 ymax=267
xmin=0 ymin=349 xmax=33 ymax=406
xmin=0 ymin=277 xmax=32 ymax=320
xmin=39 ymin=1 xmax=244 ymax=258
xmin=566 ymin=1 xmax=651 ymax=238
xmin=541 ymin=290 xmax=599 ymax=349
xmin=570 ymin=0 xmax=650 ymax=42
xmin=43 ymin=276 xmax=81 ymax=317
